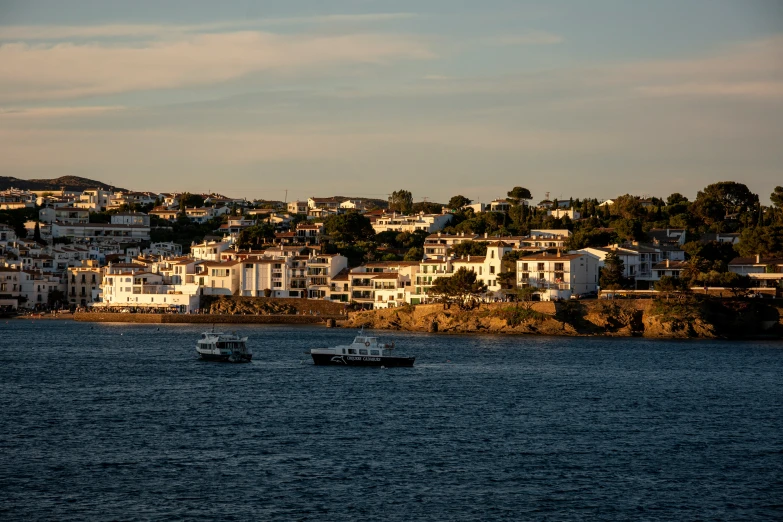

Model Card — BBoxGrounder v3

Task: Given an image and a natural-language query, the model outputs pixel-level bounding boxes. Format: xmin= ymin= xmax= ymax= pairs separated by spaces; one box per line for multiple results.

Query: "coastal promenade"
xmin=74 ymin=312 xmax=342 ymax=325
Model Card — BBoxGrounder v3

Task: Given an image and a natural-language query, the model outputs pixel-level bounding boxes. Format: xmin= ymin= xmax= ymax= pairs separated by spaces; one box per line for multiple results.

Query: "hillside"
xmin=0 ymin=176 xmax=127 ymax=192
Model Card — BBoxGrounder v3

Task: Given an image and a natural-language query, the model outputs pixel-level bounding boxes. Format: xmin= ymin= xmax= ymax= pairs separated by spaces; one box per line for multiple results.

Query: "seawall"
xmin=74 ymin=313 xmax=341 ymax=324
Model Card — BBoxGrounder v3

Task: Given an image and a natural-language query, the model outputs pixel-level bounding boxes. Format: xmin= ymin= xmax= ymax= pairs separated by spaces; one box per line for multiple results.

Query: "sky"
xmin=0 ymin=0 xmax=781 ymax=204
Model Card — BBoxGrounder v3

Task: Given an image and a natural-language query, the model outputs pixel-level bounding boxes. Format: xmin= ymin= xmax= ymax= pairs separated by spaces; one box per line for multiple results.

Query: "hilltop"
xmin=0 ymin=176 xmax=127 ymax=192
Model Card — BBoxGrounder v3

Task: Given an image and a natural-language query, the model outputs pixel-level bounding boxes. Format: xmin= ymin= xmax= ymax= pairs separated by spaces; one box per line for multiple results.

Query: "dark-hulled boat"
xmin=196 ymin=331 xmax=252 ymax=363
xmin=310 ymin=329 xmax=414 ymax=367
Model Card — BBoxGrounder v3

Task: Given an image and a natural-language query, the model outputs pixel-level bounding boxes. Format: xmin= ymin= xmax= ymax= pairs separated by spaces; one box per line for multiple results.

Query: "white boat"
xmin=196 ymin=331 xmax=252 ymax=363
xmin=310 ymin=329 xmax=414 ymax=367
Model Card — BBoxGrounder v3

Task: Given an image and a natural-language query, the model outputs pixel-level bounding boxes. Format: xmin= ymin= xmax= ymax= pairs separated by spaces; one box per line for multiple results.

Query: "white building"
xmin=111 ymin=212 xmax=150 ymax=226
xmin=308 ymin=197 xmax=341 ymax=211
xmin=372 ymin=212 xmax=453 ymax=234
xmin=307 ymin=253 xmax=349 ymax=299
xmin=77 ymin=188 xmax=112 ymax=211
xmin=191 ymin=240 xmax=232 ymax=261
xmin=39 ymin=207 xmax=89 ymax=224
xmin=287 ymin=200 xmax=309 ymax=215
xmin=451 ymin=241 xmax=514 ymax=298
xmin=577 ymin=246 xmax=641 ymax=280
xmin=517 ymin=252 xmax=598 ymax=301
xmin=339 ymin=199 xmax=367 ymax=211
xmin=547 ymin=209 xmax=581 ymax=220
xmin=100 ymin=270 xmax=200 ymax=312
xmin=0 ymin=224 xmax=17 ymax=244
xmin=50 ymin=222 xmax=151 ymax=241
xmin=144 ymin=242 xmax=183 ymax=258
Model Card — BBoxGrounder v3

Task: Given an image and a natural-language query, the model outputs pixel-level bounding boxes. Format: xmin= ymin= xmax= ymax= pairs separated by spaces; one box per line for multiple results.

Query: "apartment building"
xmin=67 ymin=263 xmax=103 ymax=306
xmin=517 ymin=252 xmax=598 ymax=301
xmin=307 ymin=254 xmax=348 ymax=299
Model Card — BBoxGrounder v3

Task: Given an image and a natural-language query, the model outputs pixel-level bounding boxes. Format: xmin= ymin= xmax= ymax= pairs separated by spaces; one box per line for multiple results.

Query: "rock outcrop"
xmin=341 ymin=299 xmax=782 ymax=339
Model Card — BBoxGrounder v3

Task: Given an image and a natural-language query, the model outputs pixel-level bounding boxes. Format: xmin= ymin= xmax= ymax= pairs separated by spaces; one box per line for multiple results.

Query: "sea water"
xmin=1 ymin=320 xmax=781 ymax=520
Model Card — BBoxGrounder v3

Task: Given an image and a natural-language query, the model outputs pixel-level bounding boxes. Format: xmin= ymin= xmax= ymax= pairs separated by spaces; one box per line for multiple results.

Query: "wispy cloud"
xmin=0 ymin=106 xmax=126 ymax=118
xmin=0 ymin=31 xmax=434 ymax=102
xmin=0 ymin=13 xmax=419 ymax=40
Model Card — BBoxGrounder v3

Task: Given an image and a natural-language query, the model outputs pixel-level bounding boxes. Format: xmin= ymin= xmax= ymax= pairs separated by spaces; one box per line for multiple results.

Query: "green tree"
xmin=565 ymin=227 xmax=613 ymax=250
xmin=404 ymin=247 xmax=424 ymax=261
xmin=734 ymin=225 xmax=783 ymax=257
xmin=655 ymin=275 xmax=685 ymax=301
xmin=237 ymin=223 xmax=275 ymax=248
xmin=610 ymin=194 xmax=645 ymax=219
xmin=324 ymin=212 xmax=374 ymax=243
xmin=666 ymin=193 xmax=689 ymax=206
xmin=504 ymin=285 xmax=538 ymax=310
xmin=388 ymin=190 xmax=413 ymax=214
xmin=33 ymin=221 xmax=45 ymax=244
xmin=506 ymin=187 xmax=532 ymax=206
xmin=692 ymin=181 xmax=759 ymax=224
xmin=449 ymin=241 xmax=488 ymax=258
xmin=429 ymin=267 xmax=488 ymax=310
xmin=179 ymin=192 xmax=205 ymax=210
xmin=600 ymin=251 xmax=626 ymax=290
xmin=770 ymin=186 xmax=783 ymax=209
xmin=448 ymin=195 xmax=472 ymax=209
xmin=612 ymin=218 xmax=644 ymax=243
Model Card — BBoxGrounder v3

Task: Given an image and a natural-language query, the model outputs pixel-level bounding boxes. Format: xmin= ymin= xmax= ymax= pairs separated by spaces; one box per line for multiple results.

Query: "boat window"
xmin=342 ymin=349 xmax=346 ymax=354
xmin=359 ymin=349 xmax=368 ymax=355
xmin=370 ymin=350 xmax=379 ymax=355
xmin=348 ymin=349 xmax=357 ymax=354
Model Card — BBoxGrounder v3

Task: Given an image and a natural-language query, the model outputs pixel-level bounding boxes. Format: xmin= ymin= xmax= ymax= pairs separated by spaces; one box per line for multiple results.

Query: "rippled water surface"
xmin=1 ymin=320 xmax=782 ymax=520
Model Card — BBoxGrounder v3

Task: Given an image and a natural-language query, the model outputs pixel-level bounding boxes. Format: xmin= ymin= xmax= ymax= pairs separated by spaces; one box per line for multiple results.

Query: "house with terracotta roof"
xmin=149 ymin=207 xmax=179 ymax=221
xmin=308 ymin=197 xmax=341 ymax=211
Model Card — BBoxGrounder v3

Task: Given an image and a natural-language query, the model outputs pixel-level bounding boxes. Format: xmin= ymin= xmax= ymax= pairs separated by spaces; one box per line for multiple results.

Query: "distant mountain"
xmin=0 ymin=176 xmax=127 ymax=192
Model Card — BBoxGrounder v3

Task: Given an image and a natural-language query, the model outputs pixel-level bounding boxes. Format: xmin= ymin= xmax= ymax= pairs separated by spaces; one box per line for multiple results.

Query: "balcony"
xmin=351 ymin=291 xmax=374 ymax=301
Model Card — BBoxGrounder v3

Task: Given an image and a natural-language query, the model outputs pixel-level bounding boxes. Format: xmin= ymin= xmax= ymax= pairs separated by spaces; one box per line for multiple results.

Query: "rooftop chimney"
xmin=467 ymin=255 xmax=471 ymax=261
xmin=666 ymin=259 xmax=670 ymax=268
xmin=756 ymin=253 xmax=761 ymax=264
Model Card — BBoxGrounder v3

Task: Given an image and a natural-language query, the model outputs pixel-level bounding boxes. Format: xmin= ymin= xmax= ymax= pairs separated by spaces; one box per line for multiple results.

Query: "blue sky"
xmin=0 ymin=0 xmax=781 ymax=203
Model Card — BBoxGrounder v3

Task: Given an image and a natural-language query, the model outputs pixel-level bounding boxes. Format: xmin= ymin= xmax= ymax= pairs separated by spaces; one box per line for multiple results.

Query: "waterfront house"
xmin=517 ymin=252 xmax=598 ymax=301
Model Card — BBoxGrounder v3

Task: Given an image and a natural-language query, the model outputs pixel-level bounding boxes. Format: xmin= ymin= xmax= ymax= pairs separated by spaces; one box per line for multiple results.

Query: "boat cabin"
xmin=331 ymin=335 xmax=393 ymax=357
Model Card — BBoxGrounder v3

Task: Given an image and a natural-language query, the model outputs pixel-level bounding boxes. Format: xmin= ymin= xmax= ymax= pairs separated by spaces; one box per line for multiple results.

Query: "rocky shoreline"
xmin=340 ymin=299 xmax=783 ymax=340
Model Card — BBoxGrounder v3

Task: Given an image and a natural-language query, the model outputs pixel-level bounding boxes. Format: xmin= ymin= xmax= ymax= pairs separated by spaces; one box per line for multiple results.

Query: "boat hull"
xmin=311 ymin=353 xmax=414 ymax=367
xmin=197 ymin=351 xmax=252 ymax=363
